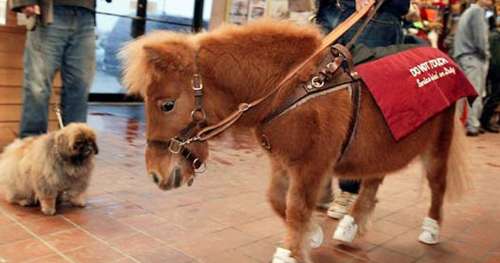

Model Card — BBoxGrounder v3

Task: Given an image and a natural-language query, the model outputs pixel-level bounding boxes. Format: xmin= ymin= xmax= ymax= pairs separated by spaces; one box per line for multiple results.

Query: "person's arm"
xmin=10 ymin=0 xmax=39 ymax=16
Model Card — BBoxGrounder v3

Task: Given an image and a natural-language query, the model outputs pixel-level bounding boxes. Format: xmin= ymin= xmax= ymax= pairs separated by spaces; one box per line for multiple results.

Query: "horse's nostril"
xmin=151 ymin=173 xmax=159 ymax=184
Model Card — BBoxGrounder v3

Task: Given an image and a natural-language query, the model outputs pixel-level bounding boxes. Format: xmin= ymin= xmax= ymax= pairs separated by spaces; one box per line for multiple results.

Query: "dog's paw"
xmin=41 ymin=207 xmax=56 ymax=216
xmin=71 ymin=199 xmax=87 ymax=208
xmin=17 ymin=199 xmax=33 ymax=207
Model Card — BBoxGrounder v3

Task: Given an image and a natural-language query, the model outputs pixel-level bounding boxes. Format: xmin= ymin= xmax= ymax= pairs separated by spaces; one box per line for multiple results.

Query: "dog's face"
xmin=54 ymin=123 xmax=98 ymax=164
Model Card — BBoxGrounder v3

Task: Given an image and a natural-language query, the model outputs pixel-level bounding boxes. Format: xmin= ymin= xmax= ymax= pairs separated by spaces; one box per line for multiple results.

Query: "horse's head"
xmin=121 ymin=20 xmax=323 ymax=190
xmin=121 ymin=32 xmax=208 ymax=190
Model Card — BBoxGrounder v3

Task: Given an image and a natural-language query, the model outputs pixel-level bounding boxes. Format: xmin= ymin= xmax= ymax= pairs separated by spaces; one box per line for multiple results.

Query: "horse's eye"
xmin=159 ymin=100 xmax=175 ymax=112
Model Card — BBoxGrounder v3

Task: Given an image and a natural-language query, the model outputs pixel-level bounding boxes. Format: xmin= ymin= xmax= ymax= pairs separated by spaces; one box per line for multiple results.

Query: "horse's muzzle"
xmin=150 ymin=167 xmax=183 ymax=190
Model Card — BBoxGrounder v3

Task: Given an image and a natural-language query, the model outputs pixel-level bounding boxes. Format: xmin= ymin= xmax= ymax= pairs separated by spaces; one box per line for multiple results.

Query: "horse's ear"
xmin=142 ymin=42 xmax=194 ymax=73
xmin=143 ymin=44 xmax=171 ymax=70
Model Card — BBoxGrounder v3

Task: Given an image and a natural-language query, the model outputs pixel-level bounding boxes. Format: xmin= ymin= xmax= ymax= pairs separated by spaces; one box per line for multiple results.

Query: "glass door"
xmin=90 ymin=0 xmax=212 ymax=100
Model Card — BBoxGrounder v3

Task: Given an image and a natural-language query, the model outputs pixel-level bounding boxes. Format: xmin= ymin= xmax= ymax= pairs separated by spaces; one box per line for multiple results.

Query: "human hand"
xmin=22 ymin=5 xmax=40 ymax=17
xmin=355 ymin=0 xmax=375 ymax=11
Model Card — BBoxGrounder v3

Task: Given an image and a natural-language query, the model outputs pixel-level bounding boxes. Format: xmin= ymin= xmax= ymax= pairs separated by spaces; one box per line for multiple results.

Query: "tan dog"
xmin=0 ymin=123 xmax=98 ymax=215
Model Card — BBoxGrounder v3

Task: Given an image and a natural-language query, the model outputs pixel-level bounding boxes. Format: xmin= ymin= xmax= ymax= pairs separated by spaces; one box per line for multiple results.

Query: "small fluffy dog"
xmin=0 ymin=123 xmax=98 ymax=215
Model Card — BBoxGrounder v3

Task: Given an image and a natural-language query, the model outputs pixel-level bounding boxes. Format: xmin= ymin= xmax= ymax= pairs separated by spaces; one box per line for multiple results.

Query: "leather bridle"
xmin=146 ymin=72 xmax=207 ymax=179
xmin=145 ymin=0 xmax=384 ymax=182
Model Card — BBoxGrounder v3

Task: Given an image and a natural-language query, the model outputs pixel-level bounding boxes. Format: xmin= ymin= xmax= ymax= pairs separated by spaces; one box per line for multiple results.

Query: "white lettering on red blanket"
xmin=355 ymin=47 xmax=477 ymax=141
xmin=408 ymin=57 xmax=457 ymax=88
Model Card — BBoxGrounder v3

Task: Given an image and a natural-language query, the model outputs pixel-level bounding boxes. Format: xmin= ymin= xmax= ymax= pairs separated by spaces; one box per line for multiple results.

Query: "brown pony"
xmin=121 ymin=19 xmax=470 ymax=263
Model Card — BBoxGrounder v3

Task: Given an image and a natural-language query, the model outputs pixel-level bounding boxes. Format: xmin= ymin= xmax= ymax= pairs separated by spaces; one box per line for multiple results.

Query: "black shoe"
xmin=466 ymin=130 xmax=480 ymax=137
xmin=484 ymin=125 xmax=500 ymax=133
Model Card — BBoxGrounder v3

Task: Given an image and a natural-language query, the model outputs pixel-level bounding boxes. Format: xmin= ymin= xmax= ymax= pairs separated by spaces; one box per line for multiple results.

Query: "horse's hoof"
xmin=333 ymin=215 xmax=358 ymax=243
xmin=418 ymin=217 xmax=440 ymax=245
xmin=272 ymin=247 xmax=297 ymax=263
xmin=310 ymin=224 xmax=324 ymax=248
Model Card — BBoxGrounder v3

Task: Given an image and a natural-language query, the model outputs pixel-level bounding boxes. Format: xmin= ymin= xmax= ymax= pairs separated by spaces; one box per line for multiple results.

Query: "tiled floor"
xmin=1 ymin=104 xmax=500 ymax=263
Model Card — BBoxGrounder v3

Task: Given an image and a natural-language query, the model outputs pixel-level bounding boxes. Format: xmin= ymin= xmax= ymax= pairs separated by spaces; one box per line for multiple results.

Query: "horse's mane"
xmin=120 ymin=30 xmax=198 ymax=96
xmin=120 ymin=19 xmax=322 ymax=97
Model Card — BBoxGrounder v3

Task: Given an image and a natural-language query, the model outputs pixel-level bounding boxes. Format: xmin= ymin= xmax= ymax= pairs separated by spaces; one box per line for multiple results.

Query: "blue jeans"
xmin=316 ymin=1 xmax=403 ymax=47
xmin=20 ymin=6 xmax=95 ymax=138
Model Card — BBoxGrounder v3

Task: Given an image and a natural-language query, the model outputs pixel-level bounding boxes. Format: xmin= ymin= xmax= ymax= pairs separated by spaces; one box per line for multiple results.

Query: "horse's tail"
xmin=445 ymin=117 xmax=472 ymax=202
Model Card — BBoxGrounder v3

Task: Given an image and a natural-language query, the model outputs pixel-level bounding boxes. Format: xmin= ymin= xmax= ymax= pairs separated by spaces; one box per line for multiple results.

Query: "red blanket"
xmin=355 ymin=46 xmax=477 ymax=141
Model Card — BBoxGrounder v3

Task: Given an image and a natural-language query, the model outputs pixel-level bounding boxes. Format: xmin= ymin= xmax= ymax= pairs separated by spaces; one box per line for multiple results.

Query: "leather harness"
xmin=146 ymin=0 xmax=385 ymax=182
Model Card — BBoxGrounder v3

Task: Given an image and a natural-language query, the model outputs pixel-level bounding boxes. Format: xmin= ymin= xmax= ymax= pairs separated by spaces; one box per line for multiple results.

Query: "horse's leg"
xmin=418 ymin=109 xmax=461 ymax=245
xmin=273 ymin=166 xmax=326 ymax=263
xmin=333 ymin=177 xmax=383 ymax=243
xmin=419 ymin=147 xmax=449 ymax=245
xmin=268 ymin=159 xmax=289 ymax=221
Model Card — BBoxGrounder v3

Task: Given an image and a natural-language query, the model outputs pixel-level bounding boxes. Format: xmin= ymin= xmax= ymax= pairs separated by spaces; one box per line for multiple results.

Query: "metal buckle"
xmin=168 ymin=138 xmax=183 ymax=154
xmin=192 ymin=74 xmax=203 ymax=91
xmin=193 ymin=158 xmax=206 ymax=173
xmin=191 ymin=108 xmax=206 ymax=121
xmin=311 ymin=76 xmax=325 ymax=88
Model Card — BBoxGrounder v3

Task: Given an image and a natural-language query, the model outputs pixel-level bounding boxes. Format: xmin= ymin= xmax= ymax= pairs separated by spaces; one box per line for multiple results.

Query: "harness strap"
xmin=337 ymin=80 xmax=362 ymax=162
xmin=147 ymin=139 xmax=203 ymax=170
xmin=190 ymin=1 xmax=377 ymax=143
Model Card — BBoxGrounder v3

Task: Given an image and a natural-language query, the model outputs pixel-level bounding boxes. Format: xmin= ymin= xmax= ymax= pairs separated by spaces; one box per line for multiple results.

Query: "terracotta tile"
xmin=173 ymin=228 xmax=257 ymax=259
xmin=313 ymin=244 xmax=371 ymax=263
xmin=359 ymin=230 xmax=395 ymax=246
xmin=24 ymin=216 xmax=75 ymax=236
xmin=370 ymin=220 xmax=413 ymax=237
xmin=109 ymin=233 xmax=164 ymax=254
xmin=77 ymin=218 xmax=138 ymax=241
xmin=366 ymin=246 xmax=417 ymax=263
xmin=201 ymin=250 xmax=260 ymax=263
xmin=236 ymin=217 xmax=285 ymax=239
xmin=414 ymin=252 xmax=479 ymax=263
xmin=0 ymin=223 xmax=32 ymax=245
xmin=0 ymin=238 xmax=54 ymax=262
xmin=483 ymin=253 xmax=500 ymax=263
xmin=141 ymin=222 xmax=193 ymax=244
xmin=0 ymin=106 xmax=497 ymax=263
xmin=64 ymin=243 xmax=125 ymax=263
xmin=130 ymin=246 xmax=195 ymax=263
xmin=0 ymin=214 xmax=13 ymax=225
xmin=25 ymin=253 xmax=70 ymax=263
xmin=0 ymin=205 xmax=48 ymax=222
xmin=117 ymin=213 xmax=168 ymax=229
xmin=236 ymin=239 xmax=276 ymax=262
xmin=43 ymin=228 xmax=101 ymax=253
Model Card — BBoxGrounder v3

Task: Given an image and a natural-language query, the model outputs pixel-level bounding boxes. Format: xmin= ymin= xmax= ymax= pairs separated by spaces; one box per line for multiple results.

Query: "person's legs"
xmin=60 ymin=7 xmax=95 ymax=125
xmin=480 ymin=70 xmax=500 ymax=131
xmin=458 ymin=55 xmax=487 ymax=135
xmin=327 ymin=179 xmax=360 ymax=219
xmin=19 ymin=21 xmax=66 ymax=138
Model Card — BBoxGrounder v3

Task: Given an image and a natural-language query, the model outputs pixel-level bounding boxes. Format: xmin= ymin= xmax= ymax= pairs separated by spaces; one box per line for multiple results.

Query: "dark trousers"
xmin=481 ymin=73 xmax=500 ymax=127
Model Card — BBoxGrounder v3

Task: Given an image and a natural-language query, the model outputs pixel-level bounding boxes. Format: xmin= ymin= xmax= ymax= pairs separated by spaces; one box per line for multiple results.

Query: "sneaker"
xmin=327 ymin=191 xmax=358 ymax=219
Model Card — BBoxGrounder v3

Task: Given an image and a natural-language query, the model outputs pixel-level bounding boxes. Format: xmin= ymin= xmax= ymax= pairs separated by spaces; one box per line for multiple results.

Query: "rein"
xmin=147 ymin=0 xmax=384 ymax=178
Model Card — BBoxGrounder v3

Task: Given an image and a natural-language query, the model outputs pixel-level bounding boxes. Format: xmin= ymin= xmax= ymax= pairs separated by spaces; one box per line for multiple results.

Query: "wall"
xmin=0 ymin=10 xmax=60 ymax=149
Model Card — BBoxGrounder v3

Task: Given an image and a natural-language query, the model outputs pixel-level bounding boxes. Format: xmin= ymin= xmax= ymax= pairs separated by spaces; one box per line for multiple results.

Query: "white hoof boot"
xmin=310 ymin=224 xmax=324 ymax=248
xmin=272 ymin=248 xmax=297 ymax=263
xmin=418 ymin=217 xmax=440 ymax=245
xmin=333 ymin=215 xmax=358 ymax=243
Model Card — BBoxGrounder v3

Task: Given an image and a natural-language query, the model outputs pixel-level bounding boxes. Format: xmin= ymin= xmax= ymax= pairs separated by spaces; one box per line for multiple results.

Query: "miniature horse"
xmin=121 ymin=19 xmax=470 ymax=263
